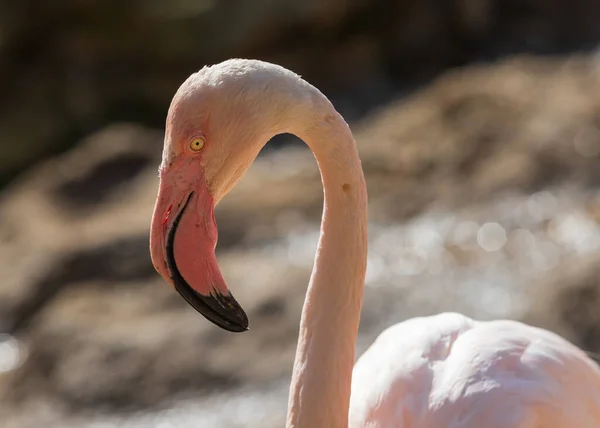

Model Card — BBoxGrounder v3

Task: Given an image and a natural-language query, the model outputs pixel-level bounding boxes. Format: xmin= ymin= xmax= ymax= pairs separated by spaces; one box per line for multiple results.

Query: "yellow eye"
xmin=190 ymin=137 xmax=205 ymax=152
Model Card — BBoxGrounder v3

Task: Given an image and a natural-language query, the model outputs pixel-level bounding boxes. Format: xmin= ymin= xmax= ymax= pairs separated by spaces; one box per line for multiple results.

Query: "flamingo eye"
xmin=190 ymin=137 xmax=205 ymax=152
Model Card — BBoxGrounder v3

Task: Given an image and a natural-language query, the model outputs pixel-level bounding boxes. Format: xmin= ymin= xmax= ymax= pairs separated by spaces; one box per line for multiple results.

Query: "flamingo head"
xmin=149 ymin=60 xmax=308 ymax=332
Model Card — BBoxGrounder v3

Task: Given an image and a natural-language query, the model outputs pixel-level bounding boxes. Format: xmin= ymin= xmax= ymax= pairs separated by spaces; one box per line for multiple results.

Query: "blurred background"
xmin=1 ymin=1 xmax=600 ymax=426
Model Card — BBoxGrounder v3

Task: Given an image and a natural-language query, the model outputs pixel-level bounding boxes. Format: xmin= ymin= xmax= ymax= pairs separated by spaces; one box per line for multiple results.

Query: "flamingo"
xmin=149 ymin=59 xmax=600 ymax=427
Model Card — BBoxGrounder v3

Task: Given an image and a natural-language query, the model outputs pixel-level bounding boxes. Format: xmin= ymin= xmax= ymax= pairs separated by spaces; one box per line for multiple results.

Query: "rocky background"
xmin=1 ymin=1 xmax=600 ymax=427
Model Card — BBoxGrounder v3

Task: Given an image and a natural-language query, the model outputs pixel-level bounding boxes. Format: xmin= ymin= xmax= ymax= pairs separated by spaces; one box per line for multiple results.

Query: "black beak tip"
xmin=226 ymin=318 xmax=250 ymax=333
xmin=219 ymin=302 xmax=250 ymax=333
xmin=173 ymin=280 xmax=250 ymax=333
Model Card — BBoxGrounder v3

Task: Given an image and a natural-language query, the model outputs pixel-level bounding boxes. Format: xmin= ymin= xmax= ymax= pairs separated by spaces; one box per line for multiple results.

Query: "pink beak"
xmin=150 ymin=166 xmax=249 ymax=333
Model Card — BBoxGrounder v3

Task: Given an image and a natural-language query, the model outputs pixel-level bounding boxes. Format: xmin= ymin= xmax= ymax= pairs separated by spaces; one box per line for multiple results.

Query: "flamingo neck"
xmin=286 ymin=110 xmax=368 ymax=428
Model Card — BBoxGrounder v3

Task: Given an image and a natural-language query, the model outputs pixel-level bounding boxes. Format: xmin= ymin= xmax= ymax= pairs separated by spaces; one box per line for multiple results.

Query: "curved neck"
xmin=286 ymin=110 xmax=368 ymax=428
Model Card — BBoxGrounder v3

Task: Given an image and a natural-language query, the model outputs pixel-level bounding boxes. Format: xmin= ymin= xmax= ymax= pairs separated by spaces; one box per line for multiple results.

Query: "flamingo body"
xmin=350 ymin=312 xmax=600 ymax=427
xmin=149 ymin=58 xmax=600 ymax=427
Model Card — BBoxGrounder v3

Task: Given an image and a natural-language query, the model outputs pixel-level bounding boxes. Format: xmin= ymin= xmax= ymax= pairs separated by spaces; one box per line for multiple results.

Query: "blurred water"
xmin=44 ymin=185 xmax=600 ymax=428
xmin=0 ymin=334 xmax=24 ymax=373
xmin=73 ymin=382 xmax=289 ymax=428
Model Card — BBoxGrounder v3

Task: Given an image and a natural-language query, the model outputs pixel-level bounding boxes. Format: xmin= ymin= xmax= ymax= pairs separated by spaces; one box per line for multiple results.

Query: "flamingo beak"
xmin=150 ymin=175 xmax=249 ymax=333
xmin=165 ymin=193 xmax=249 ymax=332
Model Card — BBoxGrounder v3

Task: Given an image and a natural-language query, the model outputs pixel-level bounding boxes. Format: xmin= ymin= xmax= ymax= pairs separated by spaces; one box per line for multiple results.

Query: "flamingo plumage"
xmin=149 ymin=58 xmax=600 ymax=427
